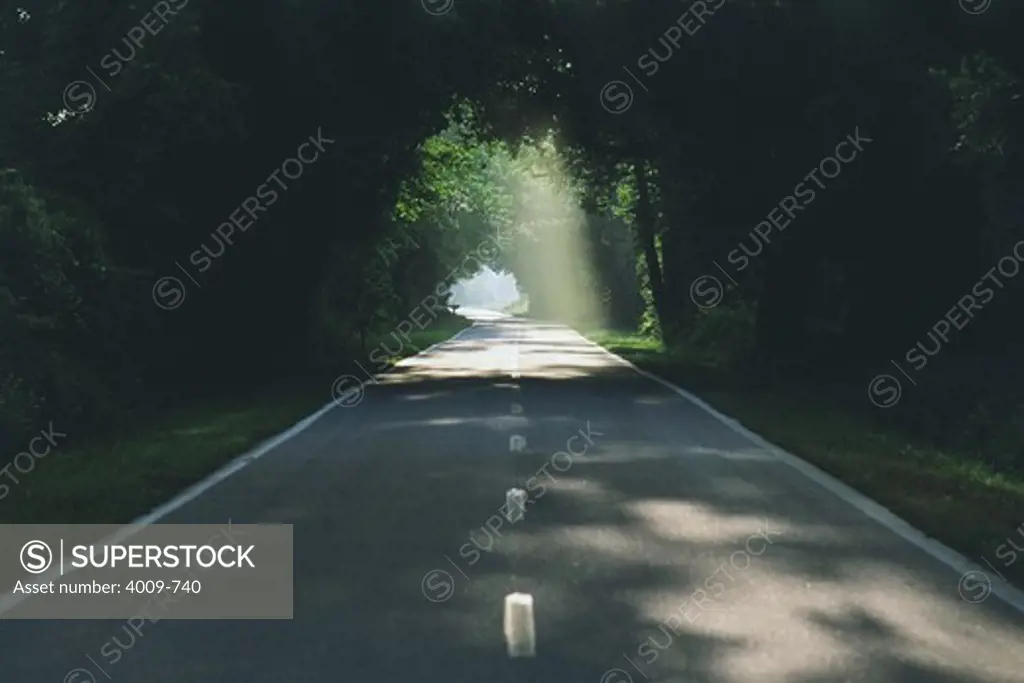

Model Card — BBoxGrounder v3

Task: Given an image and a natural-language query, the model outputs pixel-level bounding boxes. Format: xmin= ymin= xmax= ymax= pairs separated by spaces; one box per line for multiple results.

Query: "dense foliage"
xmin=2 ymin=0 xmax=1022 ymax=470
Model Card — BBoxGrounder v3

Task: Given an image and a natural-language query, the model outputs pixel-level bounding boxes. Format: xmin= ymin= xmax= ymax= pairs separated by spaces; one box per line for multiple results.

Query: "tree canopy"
xmin=2 ymin=0 xmax=1022 ymax=470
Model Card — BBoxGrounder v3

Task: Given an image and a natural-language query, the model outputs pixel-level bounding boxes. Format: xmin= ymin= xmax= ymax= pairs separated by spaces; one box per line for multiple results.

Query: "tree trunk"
xmin=633 ymin=162 xmax=673 ymax=342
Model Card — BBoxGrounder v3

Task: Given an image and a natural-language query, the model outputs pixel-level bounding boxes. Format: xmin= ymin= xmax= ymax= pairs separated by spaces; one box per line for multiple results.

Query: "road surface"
xmin=3 ymin=311 xmax=1023 ymax=683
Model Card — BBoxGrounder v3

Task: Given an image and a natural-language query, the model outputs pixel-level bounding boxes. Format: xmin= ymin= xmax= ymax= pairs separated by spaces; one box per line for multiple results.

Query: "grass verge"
xmin=588 ymin=329 xmax=1024 ymax=591
xmin=0 ymin=314 xmax=472 ymax=524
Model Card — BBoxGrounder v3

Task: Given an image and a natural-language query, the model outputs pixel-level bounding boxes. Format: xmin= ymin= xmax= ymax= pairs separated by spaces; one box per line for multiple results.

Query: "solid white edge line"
xmin=577 ymin=331 xmax=1024 ymax=615
xmin=0 ymin=321 xmax=479 ymax=618
xmin=130 ymin=320 xmax=477 ymax=525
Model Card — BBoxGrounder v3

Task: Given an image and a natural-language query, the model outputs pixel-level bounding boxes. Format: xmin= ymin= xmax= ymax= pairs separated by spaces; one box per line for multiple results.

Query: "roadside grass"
xmin=587 ymin=329 xmax=1024 ymax=590
xmin=0 ymin=314 xmax=472 ymax=524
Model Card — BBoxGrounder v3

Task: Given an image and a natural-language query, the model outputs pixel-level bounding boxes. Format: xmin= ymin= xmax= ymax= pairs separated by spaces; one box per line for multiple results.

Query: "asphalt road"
xmin=3 ymin=310 xmax=1024 ymax=683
